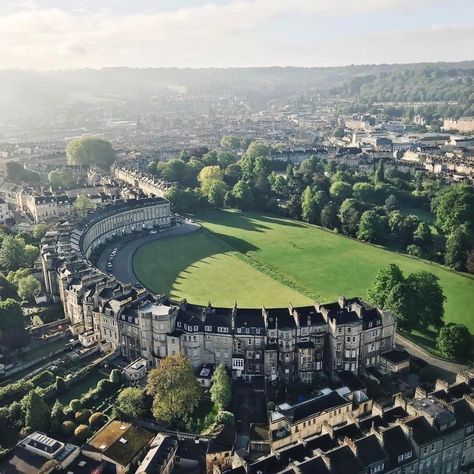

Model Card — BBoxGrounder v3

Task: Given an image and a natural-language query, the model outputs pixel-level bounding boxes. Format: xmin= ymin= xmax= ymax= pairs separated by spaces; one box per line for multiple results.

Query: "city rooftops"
xmin=85 ymin=420 xmax=154 ymax=468
xmin=272 ymin=390 xmax=350 ymax=424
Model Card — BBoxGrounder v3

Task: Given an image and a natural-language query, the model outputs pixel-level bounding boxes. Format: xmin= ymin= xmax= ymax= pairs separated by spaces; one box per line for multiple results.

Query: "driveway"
xmin=395 ymin=333 xmax=467 ymax=380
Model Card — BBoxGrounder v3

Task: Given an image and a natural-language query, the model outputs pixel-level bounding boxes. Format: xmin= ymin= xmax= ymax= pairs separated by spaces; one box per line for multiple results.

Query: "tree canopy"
xmin=146 ymin=352 xmax=202 ymax=424
xmin=66 ymin=137 xmax=116 ymax=170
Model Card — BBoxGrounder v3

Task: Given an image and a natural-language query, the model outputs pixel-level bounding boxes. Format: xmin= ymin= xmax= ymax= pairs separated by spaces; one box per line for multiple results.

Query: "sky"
xmin=1 ymin=0 xmax=473 ymax=70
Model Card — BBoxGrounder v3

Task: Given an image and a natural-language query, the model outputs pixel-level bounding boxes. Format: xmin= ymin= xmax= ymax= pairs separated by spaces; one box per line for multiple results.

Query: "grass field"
xmin=133 ymin=210 xmax=474 ymax=330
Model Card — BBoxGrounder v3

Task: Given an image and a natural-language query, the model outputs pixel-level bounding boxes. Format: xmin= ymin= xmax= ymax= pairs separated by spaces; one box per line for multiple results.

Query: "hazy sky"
xmin=1 ymin=0 xmax=473 ymax=70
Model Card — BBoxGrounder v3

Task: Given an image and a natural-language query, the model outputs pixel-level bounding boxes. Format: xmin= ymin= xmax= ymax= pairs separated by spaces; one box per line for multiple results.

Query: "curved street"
xmin=96 ymin=221 xmax=201 ymax=287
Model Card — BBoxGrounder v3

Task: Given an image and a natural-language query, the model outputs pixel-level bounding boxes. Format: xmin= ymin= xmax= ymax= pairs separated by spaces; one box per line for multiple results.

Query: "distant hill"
xmin=1 ymin=61 xmax=473 ymax=111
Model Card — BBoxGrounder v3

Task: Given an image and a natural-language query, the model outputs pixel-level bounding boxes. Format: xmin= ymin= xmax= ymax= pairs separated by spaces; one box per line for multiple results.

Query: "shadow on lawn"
xmin=139 ymin=230 xmax=259 ymax=297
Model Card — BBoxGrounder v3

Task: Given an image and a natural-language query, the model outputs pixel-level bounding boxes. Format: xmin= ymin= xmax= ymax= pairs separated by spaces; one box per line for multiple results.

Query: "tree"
xmin=215 ymin=411 xmax=235 ymax=426
xmin=0 ymin=273 xmax=18 ymax=300
xmin=329 ymin=181 xmax=352 ymax=202
xmin=55 ymin=376 xmax=67 ymax=394
xmin=146 ymin=353 xmax=202 ymax=424
xmin=69 ymin=399 xmax=82 ymax=412
xmin=437 ymin=324 xmax=471 ymax=360
xmin=75 ymin=409 xmax=92 ymax=424
xmin=198 ymin=166 xmax=224 ymax=186
xmin=206 ymin=180 xmax=228 ymax=208
xmin=50 ymin=401 xmax=64 ymax=435
xmin=320 ymin=202 xmax=339 ymax=230
xmin=413 ymin=222 xmax=432 ymax=247
xmin=165 ymin=187 xmax=199 ymax=214
xmin=367 ymin=264 xmax=405 ymax=308
xmin=287 ymin=193 xmax=301 ymax=220
xmin=301 ymin=186 xmax=318 ymax=224
xmin=0 ymin=298 xmax=27 ymax=349
xmin=22 ymin=390 xmax=50 ymax=431
xmin=0 ymin=236 xmax=29 ymax=270
xmin=17 ymin=275 xmax=41 ymax=301
xmin=334 ymin=127 xmax=345 ymax=138
xmin=406 ymin=271 xmax=445 ymax=329
xmin=374 ymin=160 xmax=385 ymax=184
xmin=220 ymin=135 xmax=241 ymax=150
xmin=445 ymin=227 xmax=470 ymax=271
xmin=406 ymin=244 xmax=424 ymax=258
xmin=74 ymin=424 xmax=90 ymax=443
xmin=434 ymin=184 xmax=474 ymax=235
xmin=33 ymin=224 xmax=49 ymax=240
xmin=61 ymin=420 xmax=76 ymax=436
xmin=109 ymin=369 xmax=121 ymax=383
xmin=338 ymin=198 xmax=360 ymax=236
xmin=210 ymin=364 xmax=231 ymax=409
xmin=353 ymin=182 xmax=378 ymax=203
xmin=74 ymin=195 xmax=94 ymax=216
xmin=66 ymin=136 xmax=115 ymax=169
xmin=384 ymin=281 xmax=414 ymax=331
xmin=114 ymin=387 xmax=146 ymax=419
xmin=89 ymin=412 xmax=107 ymax=429
xmin=48 ymin=169 xmax=76 ymax=189
xmin=357 ymin=210 xmax=387 ymax=243
xmin=269 ymin=173 xmax=286 ymax=195
xmin=384 ymin=194 xmax=398 ymax=212
xmin=388 ymin=210 xmax=404 ymax=235
xmin=399 ymin=215 xmax=420 ymax=245
xmin=231 ymin=180 xmax=254 ymax=210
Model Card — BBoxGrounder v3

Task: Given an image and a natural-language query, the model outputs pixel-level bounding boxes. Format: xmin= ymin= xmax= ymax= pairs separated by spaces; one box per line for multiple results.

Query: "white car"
xmin=150 ymin=230 xmax=158 ymax=235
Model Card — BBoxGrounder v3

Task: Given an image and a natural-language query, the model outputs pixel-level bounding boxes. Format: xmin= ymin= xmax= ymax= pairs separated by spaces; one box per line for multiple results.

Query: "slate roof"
xmin=279 ymin=392 xmax=349 ymax=423
xmin=355 ymin=434 xmax=387 ymax=468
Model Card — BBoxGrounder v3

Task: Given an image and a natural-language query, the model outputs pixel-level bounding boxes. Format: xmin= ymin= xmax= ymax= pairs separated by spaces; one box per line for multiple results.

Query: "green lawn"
xmin=133 ymin=230 xmax=311 ymax=307
xmin=133 ymin=210 xmax=474 ymax=330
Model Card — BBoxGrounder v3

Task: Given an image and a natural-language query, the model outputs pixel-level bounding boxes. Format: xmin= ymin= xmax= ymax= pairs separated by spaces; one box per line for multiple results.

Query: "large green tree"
xmin=66 ymin=137 xmax=115 ymax=170
xmin=434 ymin=184 xmax=474 ymax=235
xmin=0 ymin=236 xmax=36 ymax=270
xmin=22 ymin=390 xmax=50 ymax=432
xmin=231 ymin=180 xmax=254 ymax=210
xmin=436 ymin=324 xmax=471 ymax=360
xmin=329 ymin=181 xmax=352 ymax=202
xmin=301 ymin=186 xmax=318 ymax=224
xmin=210 ymin=364 xmax=231 ymax=409
xmin=146 ymin=353 xmax=201 ymax=425
xmin=17 ymin=275 xmax=41 ymax=301
xmin=445 ymin=226 xmax=470 ymax=271
xmin=357 ymin=210 xmax=387 ymax=243
xmin=406 ymin=271 xmax=445 ymax=329
xmin=338 ymin=198 xmax=360 ymax=236
xmin=367 ymin=264 xmax=405 ymax=308
xmin=0 ymin=298 xmax=27 ymax=349
xmin=114 ymin=387 xmax=146 ymax=420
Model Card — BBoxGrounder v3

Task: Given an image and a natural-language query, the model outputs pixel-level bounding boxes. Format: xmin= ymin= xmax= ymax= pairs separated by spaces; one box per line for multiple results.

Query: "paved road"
xmin=97 ymin=222 xmax=201 ymax=287
xmin=395 ymin=333 xmax=467 ymax=380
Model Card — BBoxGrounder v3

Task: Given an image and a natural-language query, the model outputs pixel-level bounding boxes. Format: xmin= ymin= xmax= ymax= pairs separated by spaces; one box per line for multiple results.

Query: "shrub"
xmin=69 ymin=399 xmax=82 ymax=412
xmin=0 ymin=380 xmax=34 ymax=405
xmin=89 ymin=412 xmax=106 ymax=429
xmin=97 ymin=379 xmax=113 ymax=394
xmin=61 ymin=420 xmax=76 ymax=436
xmin=215 ymin=410 xmax=235 ymax=426
xmin=75 ymin=409 xmax=92 ymax=424
xmin=55 ymin=376 xmax=67 ymax=394
xmin=109 ymin=369 xmax=121 ymax=384
xmin=74 ymin=424 xmax=90 ymax=443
